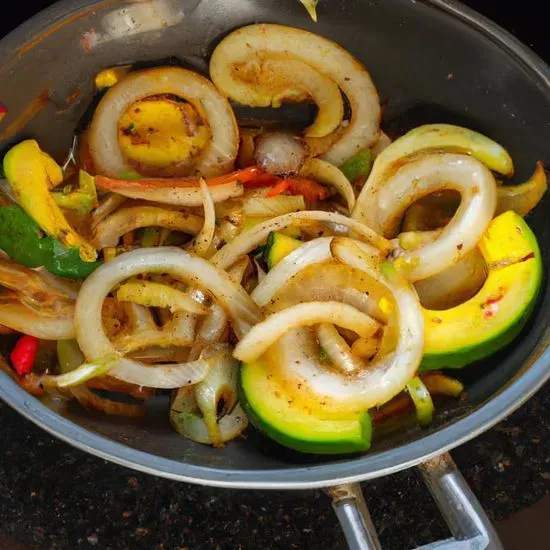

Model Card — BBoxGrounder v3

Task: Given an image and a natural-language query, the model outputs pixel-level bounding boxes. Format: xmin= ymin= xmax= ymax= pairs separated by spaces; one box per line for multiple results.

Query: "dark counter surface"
xmin=1 ymin=386 xmax=548 ymax=549
xmin=1 ymin=1 xmax=549 ymax=549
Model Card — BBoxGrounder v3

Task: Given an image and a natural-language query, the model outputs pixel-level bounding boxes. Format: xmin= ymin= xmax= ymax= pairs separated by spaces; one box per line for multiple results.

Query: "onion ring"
xmin=93 ymin=206 xmax=203 ymax=248
xmin=212 ymin=210 xmax=390 ymax=271
xmin=271 ymin=238 xmax=423 ymax=414
xmin=299 ymin=158 xmax=356 ymax=212
xmin=88 ymin=67 xmax=238 ymax=178
xmin=209 ymin=23 xmax=381 ymax=164
xmin=353 ymin=123 xmax=513 ymax=227
xmin=74 ymin=247 xmax=260 ymax=387
xmin=379 ymin=153 xmax=497 ymax=281
xmin=226 ymin=58 xmax=343 ymax=138
xmin=233 ymin=301 xmax=380 ymax=363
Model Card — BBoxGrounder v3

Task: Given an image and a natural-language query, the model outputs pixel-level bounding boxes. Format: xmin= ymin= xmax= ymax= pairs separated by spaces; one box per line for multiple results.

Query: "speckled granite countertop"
xmin=0 ymin=386 xmax=548 ymax=549
xmin=0 ymin=1 xmax=549 ymax=549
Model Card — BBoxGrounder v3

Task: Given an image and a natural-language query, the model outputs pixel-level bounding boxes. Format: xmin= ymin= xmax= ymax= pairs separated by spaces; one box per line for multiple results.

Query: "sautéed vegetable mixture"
xmin=0 ymin=23 xmax=545 ymax=454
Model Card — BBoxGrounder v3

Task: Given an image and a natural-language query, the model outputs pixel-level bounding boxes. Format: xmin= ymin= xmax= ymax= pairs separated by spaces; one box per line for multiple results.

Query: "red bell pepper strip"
xmin=95 ymin=166 xmax=262 ymax=191
xmin=286 ymin=178 xmax=329 ymax=201
xmin=248 ymin=173 xmax=329 ymax=201
xmin=10 ymin=334 xmax=39 ymax=376
xmin=266 ymin=180 xmax=292 ymax=197
xmin=243 ymin=173 xmax=281 ymax=189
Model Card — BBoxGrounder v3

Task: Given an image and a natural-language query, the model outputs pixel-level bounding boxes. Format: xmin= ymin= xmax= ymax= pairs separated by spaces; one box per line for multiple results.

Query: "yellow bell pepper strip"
xmin=116 ymin=281 xmax=209 ymax=315
xmin=421 ymin=372 xmax=464 ymax=397
xmin=0 ymin=205 xmax=101 ymax=278
xmin=52 ymin=170 xmax=98 ymax=215
xmin=3 ymin=140 xmax=96 ymax=262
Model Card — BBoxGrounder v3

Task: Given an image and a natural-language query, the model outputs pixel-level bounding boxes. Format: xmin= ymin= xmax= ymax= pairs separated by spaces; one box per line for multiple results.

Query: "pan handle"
xmin=326 ymin=452 xmax=503 ymax=550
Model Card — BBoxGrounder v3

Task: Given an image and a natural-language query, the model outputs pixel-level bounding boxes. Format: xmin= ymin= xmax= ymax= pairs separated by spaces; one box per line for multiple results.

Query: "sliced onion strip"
xmin=226 ymin=256 xmax=250 ymax=285
xmin=212 ymin=210 xmax=390 ymax=271
xmin=74 ymin=247 xmax=260 ymax=387
xmin=49 ymin=354 xmax=121 ymax=388
xmin=316 ymin=323 xmax=365 ymax=373
xmin=0 ymin=260 xmax=74 ymax=317
xmin=299 ymin=158 xmax=356 ymax=212
xmin=69 ymin=385 xmax=145 ymax=417
xmin=251 ymin=237 xmax=333 ymax=306
xmin=186 ymin=179 xmax=216 ymax=258
xmin=194 ymin=347 xmax=241 ymax=446
xmin=496 ymin=161 xmax=547 ymax=217
xmin=95 ymin=177 xmax=244 ymax=207
xmin=93 ymin=206 xmax=203 ymax=248
xmin=171 ymin=399 xmax=247 ymax=445
xmin=233 ymin=301 xmax=380 ymax=363
xmin=91 ymin=194 xmax=128 ymax=228
xmin=351 ymin=337 xmax=380 ymax=359
xmin=0 ymin=302 xmax=75 ymax=340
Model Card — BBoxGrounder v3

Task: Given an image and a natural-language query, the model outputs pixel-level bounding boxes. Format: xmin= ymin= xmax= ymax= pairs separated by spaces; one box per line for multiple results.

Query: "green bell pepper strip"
xmin=339 ymin=148 xmax=373 ymax=182
xmin=47 ymin=352 xmax=120 ymax=388
xmin=56 ymin=339 xmax=84 ymax=375
xmin=140 ymin=227 xmax=162 ymax=247
xmin=406 ymin=377 xmax=435 ymax=427
xmin=0 ymin=205 xmax=102 ymax=279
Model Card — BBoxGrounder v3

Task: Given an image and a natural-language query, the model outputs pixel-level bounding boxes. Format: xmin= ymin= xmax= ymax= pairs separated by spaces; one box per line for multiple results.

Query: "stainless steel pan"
xmin=0 ymin=1 xmax=548 ymax=548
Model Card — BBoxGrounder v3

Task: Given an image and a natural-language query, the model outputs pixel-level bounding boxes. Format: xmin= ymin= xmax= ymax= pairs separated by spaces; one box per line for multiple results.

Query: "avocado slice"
xmin=421 ymin=211 xmax=542 ymax=370
xmin=239 ymin=360 xmax=372 ymax=454
xmin=263 ymin=231 xmax=302 ymax=270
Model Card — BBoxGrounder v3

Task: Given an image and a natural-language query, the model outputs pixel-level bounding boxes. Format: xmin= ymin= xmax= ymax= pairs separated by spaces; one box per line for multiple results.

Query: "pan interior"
xmin=0 ymin=0 xmax=548 ymax=481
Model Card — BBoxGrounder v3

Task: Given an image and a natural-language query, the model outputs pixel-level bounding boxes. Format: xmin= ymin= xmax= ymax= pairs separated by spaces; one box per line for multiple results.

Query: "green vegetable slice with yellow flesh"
xmin=239 ymin=359 xmax=372 ymax=454
xmin=421 ymin=211 xmax=543 ymax=370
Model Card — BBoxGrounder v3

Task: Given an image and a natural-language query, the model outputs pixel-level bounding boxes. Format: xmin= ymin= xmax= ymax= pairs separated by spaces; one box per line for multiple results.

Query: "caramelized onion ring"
xmin=379 ymin=153 xmax=497 ymax=281
xmin=210 ymin=23 xmax=381 ymax=164
xmin=93 ymin=206 xmax=203 ymax=248
xmin=233 ymin=301 xmax=380 ymax=363
xmin=271 ymin=238 xmax=424 ymax=414
xmin=89 ymin=67 xmax=238 ymax=178
xmin=74 ymin=247 xmax=260 ymax=388
xmin=212 ymin=210 xmax=390 ymax=271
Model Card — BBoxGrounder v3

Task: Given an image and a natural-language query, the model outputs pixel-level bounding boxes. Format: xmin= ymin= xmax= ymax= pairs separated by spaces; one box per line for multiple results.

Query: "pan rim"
xmin=0 ymin=0 xmax=549 ymax=489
